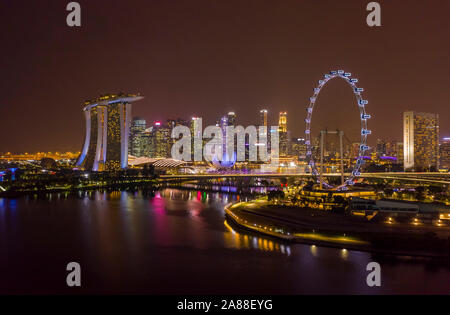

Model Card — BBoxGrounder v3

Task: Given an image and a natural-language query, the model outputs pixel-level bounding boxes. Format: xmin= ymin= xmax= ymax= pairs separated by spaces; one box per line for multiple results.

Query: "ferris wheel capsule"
xmin=350 ymin=78 xmax=358 ymax=83
xmin=358 ymin=99 xmax=368 ymax=106
xmin=360 ymin=145 xmax=370 ymax=151
xmin=330 ymin=70 xmax=337 ymax=75
xmin=361 ymin=114 xmax=371 ymax=119
xmin=338 ymin=70 xmax=344 ymax=74
xmin=344 ymin=72 xmax=351 ymax=77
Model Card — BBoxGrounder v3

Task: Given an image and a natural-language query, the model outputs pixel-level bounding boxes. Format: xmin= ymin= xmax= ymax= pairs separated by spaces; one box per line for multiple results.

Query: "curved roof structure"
xmin=83 ymin=93 xmax=144 ymax=111
xmin=128 ymin=157 xmax=187 ymax=168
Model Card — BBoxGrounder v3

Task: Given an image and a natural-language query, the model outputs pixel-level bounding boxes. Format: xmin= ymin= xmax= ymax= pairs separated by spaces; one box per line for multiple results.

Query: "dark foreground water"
xmin=0 ymin=188 xmax=449 ymax=294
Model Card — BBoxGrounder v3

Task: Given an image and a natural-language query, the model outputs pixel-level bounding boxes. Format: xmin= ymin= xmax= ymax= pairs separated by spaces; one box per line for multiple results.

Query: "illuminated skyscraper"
xmin=376 ymin=139 xmax=387 ymax=157
xmin=148 ymin=121 xmax=170 ymax=158
xmin=291 ymin=138 xmax=307 ymax=159
xmin=403 ymin=111 xmax=439 ymax=171
xmin=76 ymin=93 xmax=143 ymax=171
xmin=129 ymin=117 xmax=147 ymax=157
xmin=190 ymin=117 xmax=203 ymax=161
xmin=278 ymin=112 xmax=288 ymax=156
xmin=396 ymin=142 xmax=404 ymax=166
xmin=259 ymin=109 xmax=268 ymax=128
xmin=278 ymin=112 xmax=287 ymax=133
xmin=440 ymin=137 xmax=450 ymax=169
xmin=168 ymin=118 xmax=189 ymax=155
xmin=227 ymin=112 xmax=236 ymax=127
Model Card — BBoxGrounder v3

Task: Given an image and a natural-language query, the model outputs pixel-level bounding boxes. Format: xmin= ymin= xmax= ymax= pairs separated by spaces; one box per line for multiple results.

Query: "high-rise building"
xmin=129 ymin=117 xmax=147 ymax=157
xmin=258 ymin=109 xmax=270 ymax=154
xmin=219 ymin=115 xmax=230 ymax=158
xmin=376 ymin=139 xmax=387 ymax=157
xmin=259 ymin=109 xmax=268 ymax=128
xmin=291 ymin=138 xmax=307 ymax=159
xmin=167 ymin=118 xmax=189 ymax=156
xmin=148 ymin=121 xmax=170 ymax=158
xmin=396 ymin=142 xmax=404 ymax=166
xmin=278 ymin=112 xmax=288 ymax=156
xmin=440 ymin=137 xmax=450 ymax=169
xmin=76 ymin=93 xmax=143 ymax=171
xmin=227 ymin=112 xmax=236 ymax=127
xmin=403 ymin=111 xmax=439 ymax=171
xmin=190 ymin=117 xmax=203 ymax=161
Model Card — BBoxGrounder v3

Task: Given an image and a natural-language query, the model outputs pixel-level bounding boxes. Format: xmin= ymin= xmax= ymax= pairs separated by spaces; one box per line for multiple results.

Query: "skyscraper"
xmin=76 ymin=93 xmax=143 ymax=171
xmin=149 ymin=121 xmax=170 ymax=158
xmin=440 ymin=137 xmax=450 ymax=169
xmin=403 ymin=111 xmax=439 ymax=171
xmin=227 ymin=112 xmax=236 ymax=127
xmin=258 ymin=109 xmax=270 ymax=155
xmin=190 ymin=117 xmax=203 ymax=161
xmin=129 ymin=117 xmax=147 ymax=157
xmin=291 ymin=138 xmax=307 ymax=159
xmin=376 ymin=139 xmax=387 ymax=157
xmin=396 ymin=142 xmax=404 ymax=166
xmin=278 ymin=112 xmax=288 ymax=156
xmin=168 ymin=118 xmax=189 ymax=156
xmin=259 ymin=109 xmax=268 ymax=128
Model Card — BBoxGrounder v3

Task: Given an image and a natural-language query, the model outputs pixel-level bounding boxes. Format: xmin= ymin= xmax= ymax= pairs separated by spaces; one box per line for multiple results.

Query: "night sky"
xmin=0 ymin=0 xmax=448 ymax=153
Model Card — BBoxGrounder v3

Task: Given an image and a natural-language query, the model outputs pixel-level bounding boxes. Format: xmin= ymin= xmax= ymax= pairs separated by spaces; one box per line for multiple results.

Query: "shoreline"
xmin=225 ymin=201 xmax=450 ymax=259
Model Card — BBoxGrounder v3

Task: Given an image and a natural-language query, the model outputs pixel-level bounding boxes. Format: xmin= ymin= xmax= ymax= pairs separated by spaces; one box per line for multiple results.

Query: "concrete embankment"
xmin=225 ymin=200 xmax=450 ymax=258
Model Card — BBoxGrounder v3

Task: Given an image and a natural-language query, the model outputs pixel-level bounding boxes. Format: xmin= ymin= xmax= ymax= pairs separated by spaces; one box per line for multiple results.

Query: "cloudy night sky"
xmin=0 ymin=0 xmax=448 ymax=152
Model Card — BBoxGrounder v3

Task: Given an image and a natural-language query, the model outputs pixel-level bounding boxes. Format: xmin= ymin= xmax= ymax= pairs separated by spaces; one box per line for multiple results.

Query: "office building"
xmin=440 ymin=137 xmax=450 ymax=169
xmin=278 ymin=112 xmax=288 ymax=156
xmin=129 ymin=117 xmax=147 ymax=157
xmin=403 ymin=111 xmax=439 ymax=171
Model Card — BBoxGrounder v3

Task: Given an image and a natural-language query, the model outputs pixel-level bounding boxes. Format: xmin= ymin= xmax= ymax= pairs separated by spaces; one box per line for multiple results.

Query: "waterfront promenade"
xmin=225 ymin=200 xmax=450 ymax=257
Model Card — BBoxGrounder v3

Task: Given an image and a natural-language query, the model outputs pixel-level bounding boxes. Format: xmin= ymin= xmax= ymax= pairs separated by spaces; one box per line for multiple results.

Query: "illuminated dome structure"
xmin=211 ymin=151 xmax=237 ymax=169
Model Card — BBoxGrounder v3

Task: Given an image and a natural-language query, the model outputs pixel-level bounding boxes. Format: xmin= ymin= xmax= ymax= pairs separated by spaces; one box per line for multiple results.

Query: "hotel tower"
xmin=403 ymin=111 xmax=439 ymax=171
xmin=76 ymin=93 xmax=144 ymax=171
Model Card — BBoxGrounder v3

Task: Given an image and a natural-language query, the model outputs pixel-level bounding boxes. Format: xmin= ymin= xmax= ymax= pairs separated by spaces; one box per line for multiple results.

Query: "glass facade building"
xmin=278 ymin=112 xmax=288 ymax=156
xmin=403 ymin=111 xmax=439 ymax=171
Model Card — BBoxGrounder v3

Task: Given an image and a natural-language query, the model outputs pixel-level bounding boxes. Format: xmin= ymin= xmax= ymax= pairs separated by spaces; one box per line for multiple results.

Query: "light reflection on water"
xmin=0 ymin=188 xmax=449 ymax=294
xmin=223 ymin=219 xmax=291 ymax=256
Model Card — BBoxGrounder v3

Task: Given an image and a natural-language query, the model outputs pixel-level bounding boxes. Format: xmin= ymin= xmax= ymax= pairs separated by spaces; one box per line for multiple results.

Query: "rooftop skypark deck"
xmin=83 ymin=93 xmax=144 ymax=111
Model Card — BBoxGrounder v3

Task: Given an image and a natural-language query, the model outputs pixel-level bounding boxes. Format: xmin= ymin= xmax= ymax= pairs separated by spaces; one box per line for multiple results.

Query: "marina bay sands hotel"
xmin=76 ymin=93 xmax=143 ymax=171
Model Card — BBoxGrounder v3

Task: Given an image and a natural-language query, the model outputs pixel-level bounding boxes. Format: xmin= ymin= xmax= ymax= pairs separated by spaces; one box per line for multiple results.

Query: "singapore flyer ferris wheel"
xmin=305 ymin=70 xmax=371 ymax=189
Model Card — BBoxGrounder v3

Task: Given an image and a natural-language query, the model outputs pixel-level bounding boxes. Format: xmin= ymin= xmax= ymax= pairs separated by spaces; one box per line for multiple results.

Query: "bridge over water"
xmin=160 ymin=172 xmax=450 ymax=185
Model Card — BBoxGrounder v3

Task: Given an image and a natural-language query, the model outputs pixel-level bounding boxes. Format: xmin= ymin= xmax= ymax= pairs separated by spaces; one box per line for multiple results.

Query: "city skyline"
xmin=0 ymin=1 xmax=449 ymax=297
xmin=0 ymin=1 xmax=449 ymax=153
